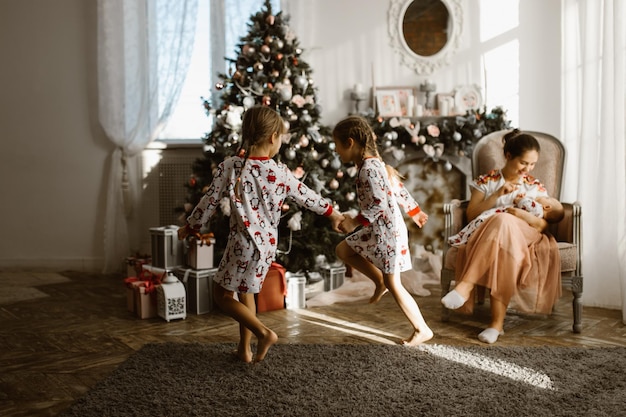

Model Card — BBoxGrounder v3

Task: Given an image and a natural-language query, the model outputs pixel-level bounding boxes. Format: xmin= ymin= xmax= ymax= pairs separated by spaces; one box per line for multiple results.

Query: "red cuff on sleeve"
xmin=323 ymin=205 xmax=334 ymax=216
xmin=355 ymin=213 xmax=370 ymax=226
xmin=407 ymin=206 xmax=421 ymax=217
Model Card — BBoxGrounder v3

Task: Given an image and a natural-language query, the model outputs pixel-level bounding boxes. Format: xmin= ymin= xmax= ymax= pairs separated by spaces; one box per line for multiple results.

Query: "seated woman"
xmin=441 ymin=129 xmax=562 ymax=344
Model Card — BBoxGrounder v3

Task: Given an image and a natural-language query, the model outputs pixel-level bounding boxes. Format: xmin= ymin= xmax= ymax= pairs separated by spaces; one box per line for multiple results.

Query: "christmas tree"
xmin=180 ymin=0 xmax=355 ymax=274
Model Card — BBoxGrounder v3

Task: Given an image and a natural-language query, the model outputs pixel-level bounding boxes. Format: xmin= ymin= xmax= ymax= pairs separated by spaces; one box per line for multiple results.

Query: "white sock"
xmin=478 ymin=328 xmax=504 ymax=344
xmin=441 ymin=289 xmax=467 ymax=309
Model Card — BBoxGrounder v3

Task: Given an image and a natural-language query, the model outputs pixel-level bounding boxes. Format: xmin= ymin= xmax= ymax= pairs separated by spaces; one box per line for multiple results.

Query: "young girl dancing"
xmin=179 ymin=106 xmax=344 ymax=362
xmin=332 ymin=116 xmax=434 ymax=346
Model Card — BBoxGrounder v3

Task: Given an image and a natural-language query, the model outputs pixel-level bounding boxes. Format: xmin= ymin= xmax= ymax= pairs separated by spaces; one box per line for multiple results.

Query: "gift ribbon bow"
xmin=194 ymin=232 xmax=214 ymax=246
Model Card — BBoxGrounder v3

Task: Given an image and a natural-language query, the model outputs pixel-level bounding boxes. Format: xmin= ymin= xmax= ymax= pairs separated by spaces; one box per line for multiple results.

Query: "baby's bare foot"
xmin=402 ymin=329 xmax=434 ymax=346
xmin=254 ymin=329 xmax=278 ymax=362
xmin=369 ymin=286 xmax=388 ymax=304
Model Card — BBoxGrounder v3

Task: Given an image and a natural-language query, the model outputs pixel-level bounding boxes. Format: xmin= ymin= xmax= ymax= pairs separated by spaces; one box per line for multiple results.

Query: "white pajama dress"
xmin=187 ymin=156 xmax=333 ymax=294
xmin=345 ymin=158 xmax=422 ymax=274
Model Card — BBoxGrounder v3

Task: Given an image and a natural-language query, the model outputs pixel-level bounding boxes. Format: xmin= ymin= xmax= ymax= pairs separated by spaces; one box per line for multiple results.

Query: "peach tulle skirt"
xmin=454 ymin=213 xmax=561 ymax=315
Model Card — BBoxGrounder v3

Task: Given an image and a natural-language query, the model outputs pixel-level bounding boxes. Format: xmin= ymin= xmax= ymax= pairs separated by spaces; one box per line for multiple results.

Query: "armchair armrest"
xmin=548 ymin=201 xmax=582 ymax=275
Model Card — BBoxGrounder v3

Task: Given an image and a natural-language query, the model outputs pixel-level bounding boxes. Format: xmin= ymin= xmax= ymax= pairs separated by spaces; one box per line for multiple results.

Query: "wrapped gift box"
xmin=256 ymin=262 xmax=286 ymax=312
xmin=174 ymin=267 xmax=218 ymax=314
xmin=124 ymin=277 xmax=141 ymax=313
xmin=150 ymin=225 xmax=183 ymax=269
xmin=125 ymin=255 xmax=151 ymax=277
xmin=124 ymin=277 xmax=158 ymax=319
xmin=286 ymin=272 xmax=306 ymax=310
xmin=186 ymin=236 xmax=215 ymax=269
xmin=135 ymin=285 xmax=158 ymax=319
xmin=321 ymin=264 xmax=347 ymax=291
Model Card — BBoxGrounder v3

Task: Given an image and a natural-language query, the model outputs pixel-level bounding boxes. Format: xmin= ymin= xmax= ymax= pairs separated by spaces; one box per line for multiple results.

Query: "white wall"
xmin=0 ymin=0 xmax=561 ymax=272
xmin=0 ymin=0 xmax=110 ymax=271
xmin=288 ymin=0 xmax=561 ymax=136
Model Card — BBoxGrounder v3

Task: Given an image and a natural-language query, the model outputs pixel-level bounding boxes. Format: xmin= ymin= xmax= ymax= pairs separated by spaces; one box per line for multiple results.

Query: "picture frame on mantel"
xmin=374 ymin=86 xmax=417 ymax=117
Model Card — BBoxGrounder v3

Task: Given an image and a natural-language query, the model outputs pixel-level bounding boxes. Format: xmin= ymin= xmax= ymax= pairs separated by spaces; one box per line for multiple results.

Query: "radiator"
xmin=140 ymin=147 xmax=203 ymax=251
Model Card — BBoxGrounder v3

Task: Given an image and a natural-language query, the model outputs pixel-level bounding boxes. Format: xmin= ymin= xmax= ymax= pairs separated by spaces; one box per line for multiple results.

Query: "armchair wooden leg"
xmin=441 ymin=269 xmax=454 ymax=322
xmin=572 ymin=275 xmax=583 ymax=333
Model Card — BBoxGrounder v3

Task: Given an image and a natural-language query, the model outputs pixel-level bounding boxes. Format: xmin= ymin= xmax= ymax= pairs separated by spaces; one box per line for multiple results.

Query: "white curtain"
xmin=98 ymin=0 xmax=198 ymax=273
xmin=562 ymin=0 xmax=626 ymax=320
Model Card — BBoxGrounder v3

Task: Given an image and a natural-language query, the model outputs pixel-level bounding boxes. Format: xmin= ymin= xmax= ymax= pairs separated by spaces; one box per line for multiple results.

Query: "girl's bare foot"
xmin=235 ymin=344 xmax=253 ymax=363
xmin=369 ymin=285 xmax=389 ymax=303
xmin=254 ymin=329 xmax=278 ymax=362
xmin=402 ymin=329 xmax=434 ymax=346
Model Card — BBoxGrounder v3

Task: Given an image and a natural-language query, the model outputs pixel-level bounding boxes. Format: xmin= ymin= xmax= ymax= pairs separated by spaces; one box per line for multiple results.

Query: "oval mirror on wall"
xmin=388 ymin=0 xmax=463 ymax=75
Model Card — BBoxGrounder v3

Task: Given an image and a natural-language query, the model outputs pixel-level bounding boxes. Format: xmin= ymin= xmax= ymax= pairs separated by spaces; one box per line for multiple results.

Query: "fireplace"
xmin=384 ymin=148 xmax=472 ymax=254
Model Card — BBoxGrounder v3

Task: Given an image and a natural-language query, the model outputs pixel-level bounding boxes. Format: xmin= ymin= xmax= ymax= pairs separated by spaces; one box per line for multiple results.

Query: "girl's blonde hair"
xmin=332 ymin=116 xmax=402 ymax=180
xmin=234 ymin=105 xmax=287 ymax=198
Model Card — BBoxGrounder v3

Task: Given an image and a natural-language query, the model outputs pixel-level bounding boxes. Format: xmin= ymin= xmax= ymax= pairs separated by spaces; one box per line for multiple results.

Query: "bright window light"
xmin=479 ymin=0 xmax=519 ymax=41
xmin=483 ymin=40 xmax=520 ymax=126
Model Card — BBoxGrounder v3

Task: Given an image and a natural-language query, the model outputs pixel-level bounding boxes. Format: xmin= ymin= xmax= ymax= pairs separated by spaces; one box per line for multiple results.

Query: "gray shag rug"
xmin=61 ymin=342 xmax=626 ymax=417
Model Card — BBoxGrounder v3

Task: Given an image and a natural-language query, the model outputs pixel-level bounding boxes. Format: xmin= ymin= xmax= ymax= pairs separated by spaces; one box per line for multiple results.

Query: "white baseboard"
xmin=0 ymin=257 xmax=105 ymax=273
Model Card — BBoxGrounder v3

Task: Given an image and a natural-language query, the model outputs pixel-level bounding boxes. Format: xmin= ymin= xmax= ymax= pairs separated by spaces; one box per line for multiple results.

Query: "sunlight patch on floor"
xmin=295 ymin=309 xmax=400 ymax=344
xmin=418 ymin=344 xmax=556 ymax=390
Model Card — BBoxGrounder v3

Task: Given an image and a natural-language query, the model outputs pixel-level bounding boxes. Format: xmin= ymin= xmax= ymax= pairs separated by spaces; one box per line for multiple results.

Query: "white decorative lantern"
xmin=157 ymin=272 xmax=187 ymax=322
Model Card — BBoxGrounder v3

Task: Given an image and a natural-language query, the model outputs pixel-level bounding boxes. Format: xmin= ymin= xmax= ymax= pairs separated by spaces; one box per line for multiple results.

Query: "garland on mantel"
xmin=365 ymin=106 xmax=511 ymax=167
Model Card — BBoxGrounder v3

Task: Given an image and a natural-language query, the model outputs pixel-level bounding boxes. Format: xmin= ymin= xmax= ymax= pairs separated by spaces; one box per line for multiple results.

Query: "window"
xmin=479 ymin=0 xmax=519 ymax=126
xmin=158 ymin=0 xmax=280 ymax=141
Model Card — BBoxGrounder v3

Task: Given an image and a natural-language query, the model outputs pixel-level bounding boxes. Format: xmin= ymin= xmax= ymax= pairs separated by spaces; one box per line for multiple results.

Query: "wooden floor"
xmin=1 ymin=270 xmax=625 ymax=417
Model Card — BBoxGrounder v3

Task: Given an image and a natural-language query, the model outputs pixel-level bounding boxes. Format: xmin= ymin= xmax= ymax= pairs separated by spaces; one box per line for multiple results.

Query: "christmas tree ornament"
xmin=254 ymin=62 xmax=264 ymax=72
xmin=266 ymin=14 xmax=275 ymax=25
xmin=336 ymin=170 xmax=344 ymax=178
xmin=453 ymin=131 xmax=462 ymax=141
xmin=310 ymin=149 xmax=319 ymax=160
xmin=294 ymin=74 xmax=308 ymax=90
xmin=262 ymin=95 xmax=271 ymax=106
xmin=299 ymin=135 xmax=309 ymax=147
xmin=261 ymin=45 xmax=270 ymax=54
xmin=242 ymin=96 xmax=255 ymax=109
xmin=215 ymin=82 xmax=224 ymax=90
xmin=300 ymin=112 xmax=312 ymax=124
xmin=320 ymin=159 xmax=329 ymax=168
xmin=285 ymin=147 xmax=296 ymax=160
xmin=444 ymin=160 xmax=453 ymax=171
xmin=330 ymin=158 xmax=342 ymax=170
xmin=329 ymin=179 xmax=339 ymax=190
xmin=276 ymin=39 xmax=284 ymax=49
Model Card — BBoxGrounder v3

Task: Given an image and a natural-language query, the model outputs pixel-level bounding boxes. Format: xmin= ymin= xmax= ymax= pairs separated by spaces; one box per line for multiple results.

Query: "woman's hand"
xmin=412 ymin=211 xmax=428 ymax=228
xmin=499 ymin=181 xmax=519 ymax=196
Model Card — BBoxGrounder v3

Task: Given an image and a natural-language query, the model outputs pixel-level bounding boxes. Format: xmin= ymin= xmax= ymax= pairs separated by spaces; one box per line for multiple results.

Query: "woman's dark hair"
xmin=502 ymin=129 xmax=540 ymax=158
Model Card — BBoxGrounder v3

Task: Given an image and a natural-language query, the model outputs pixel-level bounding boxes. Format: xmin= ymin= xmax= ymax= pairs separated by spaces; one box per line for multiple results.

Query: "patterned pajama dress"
xmin=345 ymin=158 xmax=422 ymax=274
xmin=187 ymin=156 xmax=333 ymax=294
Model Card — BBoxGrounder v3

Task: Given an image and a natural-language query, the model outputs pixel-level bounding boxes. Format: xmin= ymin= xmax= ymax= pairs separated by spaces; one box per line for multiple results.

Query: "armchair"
xmin=440 ymin=130 xmax=583 ymax=333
